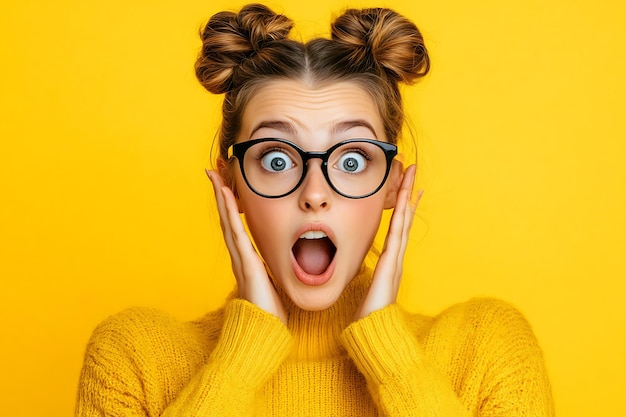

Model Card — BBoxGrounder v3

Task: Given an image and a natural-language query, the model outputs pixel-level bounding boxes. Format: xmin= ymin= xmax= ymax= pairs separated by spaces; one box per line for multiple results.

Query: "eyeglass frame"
xmin=227 ymin=137 xmax=398 ymax=199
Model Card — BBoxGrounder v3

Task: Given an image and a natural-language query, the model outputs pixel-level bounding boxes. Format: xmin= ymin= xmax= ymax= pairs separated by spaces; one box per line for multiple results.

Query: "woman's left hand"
xmin=355 ymin=164 xmax=422 ymax=320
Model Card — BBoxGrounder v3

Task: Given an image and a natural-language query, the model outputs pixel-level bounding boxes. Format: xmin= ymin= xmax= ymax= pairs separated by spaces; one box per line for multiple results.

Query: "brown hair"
xmin=195 ymin=3 xmax=429 ymax=164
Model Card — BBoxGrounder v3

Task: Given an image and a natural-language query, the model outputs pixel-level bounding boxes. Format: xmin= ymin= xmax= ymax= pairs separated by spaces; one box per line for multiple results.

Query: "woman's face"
xmin=225 ymin=79 xmax=401 ymax=311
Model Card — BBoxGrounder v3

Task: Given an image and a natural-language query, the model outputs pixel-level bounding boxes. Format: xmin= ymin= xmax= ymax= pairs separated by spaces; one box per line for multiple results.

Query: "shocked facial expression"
xmin=226 ymin=79 xmax=400 ymax=311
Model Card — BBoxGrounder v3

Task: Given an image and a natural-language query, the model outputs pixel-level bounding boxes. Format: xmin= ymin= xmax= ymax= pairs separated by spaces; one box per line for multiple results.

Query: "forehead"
xmin=239 ymin=79 xmax=385 ymax=142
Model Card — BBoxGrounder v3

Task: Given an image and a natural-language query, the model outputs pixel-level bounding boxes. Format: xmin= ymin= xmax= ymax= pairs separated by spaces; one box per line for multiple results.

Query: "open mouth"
xmin=292 ymin=230 xmax=337 ymax=276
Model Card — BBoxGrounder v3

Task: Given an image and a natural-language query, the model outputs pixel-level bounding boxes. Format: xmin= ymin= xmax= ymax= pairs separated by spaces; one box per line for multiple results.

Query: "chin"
xmin=286 ymin=286 xmax=344 ymax=311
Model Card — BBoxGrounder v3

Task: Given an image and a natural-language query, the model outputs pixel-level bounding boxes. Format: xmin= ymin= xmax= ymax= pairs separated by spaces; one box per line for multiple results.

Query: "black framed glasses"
xmin=228 ymin=138 xmax=397 ymax=199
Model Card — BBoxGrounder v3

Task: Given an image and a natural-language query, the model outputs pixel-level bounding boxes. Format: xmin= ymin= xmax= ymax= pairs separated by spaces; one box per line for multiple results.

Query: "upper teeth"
xmin=300 ymin=231 xmax=327 ymax=239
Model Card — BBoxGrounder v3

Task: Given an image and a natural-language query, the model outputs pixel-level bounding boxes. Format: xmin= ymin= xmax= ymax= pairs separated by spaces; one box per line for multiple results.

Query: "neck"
xmin=278 ymin=266 xmax=372 ymax=360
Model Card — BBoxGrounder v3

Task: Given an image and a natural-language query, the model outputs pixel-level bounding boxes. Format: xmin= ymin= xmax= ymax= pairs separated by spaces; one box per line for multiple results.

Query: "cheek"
xmin=339 ymin=197 xmax=386 ymax=246
xmin=239 ymin=192 xmax=287 ymax=253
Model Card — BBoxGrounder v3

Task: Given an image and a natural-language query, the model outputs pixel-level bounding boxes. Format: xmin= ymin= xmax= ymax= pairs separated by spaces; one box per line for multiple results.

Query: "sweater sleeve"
xmin=340 ymin=300 xmax=555 ymax=417
xmin=340 ymin=304 xmax=469 ymax=417
xmin=75 ymin=299 xmax=292 ymax=417
xmin=466 ymin=299 xmax=555 ymax=417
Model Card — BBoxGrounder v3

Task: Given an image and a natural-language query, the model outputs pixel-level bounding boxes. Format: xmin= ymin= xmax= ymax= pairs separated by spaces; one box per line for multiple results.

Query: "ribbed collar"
xmin=278 ymin=266 xmax=373 ymax=360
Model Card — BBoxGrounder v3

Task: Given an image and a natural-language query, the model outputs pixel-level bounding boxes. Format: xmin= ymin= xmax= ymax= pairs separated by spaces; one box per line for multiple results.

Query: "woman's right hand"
xmin=207 ymin=170 xmax=287 ymax=324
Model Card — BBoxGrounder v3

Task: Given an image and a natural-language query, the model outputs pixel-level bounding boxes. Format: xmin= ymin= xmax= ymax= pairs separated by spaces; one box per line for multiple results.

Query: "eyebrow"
xmin=330 ymin=119 xmax=378 ymax=138
xmin=250 ymin=119 xmax=378 ymax=140
xmin=250 ymin=121 xmax=297 ymax=138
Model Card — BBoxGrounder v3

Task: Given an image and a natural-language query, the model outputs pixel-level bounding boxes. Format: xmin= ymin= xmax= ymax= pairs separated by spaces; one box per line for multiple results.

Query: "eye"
xmin=336 ymin=151 xmax=367 ymax=173
xmin=260 ymin=150 xmax=295 ymax=172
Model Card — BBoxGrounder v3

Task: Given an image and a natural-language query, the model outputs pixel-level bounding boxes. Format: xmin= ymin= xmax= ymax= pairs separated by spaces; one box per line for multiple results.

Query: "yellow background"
xmin=1 ymin=0 xmax=625 ymax=415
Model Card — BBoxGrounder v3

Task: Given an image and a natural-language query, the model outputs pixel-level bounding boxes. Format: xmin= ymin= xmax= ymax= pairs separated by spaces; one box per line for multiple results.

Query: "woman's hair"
xmin=195 ymin=3 xmax=430 ymax=166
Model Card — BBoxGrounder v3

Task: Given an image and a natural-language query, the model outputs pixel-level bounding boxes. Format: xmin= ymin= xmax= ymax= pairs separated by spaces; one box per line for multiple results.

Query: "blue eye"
xmin=336 ymin=152 xmax=367 ymax=173
xmin=261 ymin=151 xmax=294 ymax=172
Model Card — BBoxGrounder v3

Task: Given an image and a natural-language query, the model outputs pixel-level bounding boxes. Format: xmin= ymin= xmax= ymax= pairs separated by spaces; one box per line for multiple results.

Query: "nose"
xmin=298 ymin=160 xmax=331 ymax=211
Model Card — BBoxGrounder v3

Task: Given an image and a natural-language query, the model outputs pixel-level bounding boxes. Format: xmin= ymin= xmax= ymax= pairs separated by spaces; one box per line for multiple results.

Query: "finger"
xmin=395 ymin=166 xmax=419 ymax=276
xmin=364 ymin=204 xmax=409 ymax=313
xmin=208 ymin=171 xmax=232 ymax=241
xmin=373 ymin=186 xmax=410 ymax=289
xmin=382 ymin=165 xmax=419 ymax=283
xmin=402 ymin=165 xmax=423 ymax=247
xmin=413 ymin=189 xmax=424 ymax=211
xmin=208 ymin=171 xmax=232 ymax=242
xmin=221 ymin=186 xmax=281 ymax=314
xmin=401 ymin=164 xmax=417 ymax=204
xmin=208 ymin=169 xmax=259 ymax=272
xmin=207 ymin=172 xmax=285 ymax=322
xmin=207 ymin=170 xmax=227 ymax=228
xmin=361 ymin=185 xmax=412 ymax=316
xmin=220 ymin=186 xmax=266 ymax=275
xmin=380 ymin=165 xmax=414 ymax=253
xmin=395 ymin=195 xmax=415 ymax=278
xmin=387 ymin=189 xmax=412 ymax=283
xmin=207 ymin=171 xmax=244 ymax=279
xmin=357 ymin=166 xmax=420 ymax=318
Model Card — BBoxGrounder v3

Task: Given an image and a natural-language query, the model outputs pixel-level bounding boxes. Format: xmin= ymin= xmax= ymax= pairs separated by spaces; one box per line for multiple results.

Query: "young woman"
xmin=75 ymin=4 xmax=554 ymax=416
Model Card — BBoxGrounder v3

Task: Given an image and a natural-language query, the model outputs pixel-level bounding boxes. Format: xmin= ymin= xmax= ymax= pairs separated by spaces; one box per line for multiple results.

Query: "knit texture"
xmin=75 ymin=269 xmax=554 ymax=416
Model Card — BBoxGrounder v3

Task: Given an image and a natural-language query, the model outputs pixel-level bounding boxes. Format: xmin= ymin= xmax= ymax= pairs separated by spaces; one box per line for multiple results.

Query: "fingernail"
xmin=205 ymin=168 xmax=213 ymax=181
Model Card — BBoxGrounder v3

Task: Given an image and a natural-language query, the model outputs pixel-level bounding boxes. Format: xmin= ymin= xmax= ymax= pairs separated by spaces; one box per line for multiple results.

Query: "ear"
xmin=216 ymin=156 xmax=244 ymax=213
xmin=383 ymin=159 xmax=405 ymax=209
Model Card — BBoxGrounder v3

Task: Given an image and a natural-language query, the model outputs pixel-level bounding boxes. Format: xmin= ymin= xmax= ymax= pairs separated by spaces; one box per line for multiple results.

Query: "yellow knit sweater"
xmin=75 ymin=269 xmax=554 ymax=416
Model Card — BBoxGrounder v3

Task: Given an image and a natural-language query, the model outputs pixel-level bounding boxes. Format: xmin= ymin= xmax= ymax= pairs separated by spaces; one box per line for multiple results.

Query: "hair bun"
xmin=195 ymin=4 xmax=293 ymax=94
xmin=331 ymin=8 xmax=430 ymax=83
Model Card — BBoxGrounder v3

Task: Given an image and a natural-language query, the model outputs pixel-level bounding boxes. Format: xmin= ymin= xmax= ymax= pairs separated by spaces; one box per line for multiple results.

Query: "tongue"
xmin=293 ymin=238 xmax=334 ymax=275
